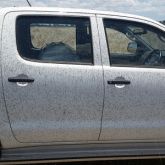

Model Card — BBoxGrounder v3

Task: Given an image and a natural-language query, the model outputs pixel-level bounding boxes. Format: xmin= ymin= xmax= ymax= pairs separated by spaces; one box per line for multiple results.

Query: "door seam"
xmin=95 ymin=15 xmax=106 ymax=141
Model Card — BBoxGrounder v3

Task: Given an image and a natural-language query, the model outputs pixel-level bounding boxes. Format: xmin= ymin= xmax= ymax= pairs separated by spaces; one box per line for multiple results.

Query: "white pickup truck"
xmin=0 ymin=7 xmax=165 ymax=164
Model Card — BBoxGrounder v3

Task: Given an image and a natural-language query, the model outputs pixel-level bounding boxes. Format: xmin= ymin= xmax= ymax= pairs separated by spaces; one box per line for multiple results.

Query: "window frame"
xmin=103 ymin=18 xmax=165 ymax=68
xmin=16 ymin=15 xmax=94 ymax=65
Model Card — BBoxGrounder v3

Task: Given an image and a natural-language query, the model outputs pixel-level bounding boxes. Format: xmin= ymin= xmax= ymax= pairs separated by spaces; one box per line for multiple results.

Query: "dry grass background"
xmin=31 ymin=27 xmax=76 ymax=49
xmin=30 ymin=26 xmax=164 ymax=58
xmin=106 ymin=29 xmax=131 ymax=54
xmin=30 ymin=26 xmax=130 ymax=54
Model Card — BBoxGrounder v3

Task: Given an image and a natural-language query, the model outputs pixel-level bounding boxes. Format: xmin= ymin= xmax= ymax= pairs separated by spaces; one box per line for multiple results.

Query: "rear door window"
xmin=16 ymin=16 xmax=93 ymax=64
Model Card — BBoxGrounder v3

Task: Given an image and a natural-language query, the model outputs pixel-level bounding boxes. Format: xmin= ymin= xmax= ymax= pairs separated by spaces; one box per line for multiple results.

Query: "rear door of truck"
xmin=1 ymin=9 xmax=104 ymax=143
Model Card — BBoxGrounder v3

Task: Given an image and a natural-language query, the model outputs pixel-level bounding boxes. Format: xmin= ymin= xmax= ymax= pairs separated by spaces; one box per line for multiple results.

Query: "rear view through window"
xmin=16 ymin=16 xmax=93 ymax=64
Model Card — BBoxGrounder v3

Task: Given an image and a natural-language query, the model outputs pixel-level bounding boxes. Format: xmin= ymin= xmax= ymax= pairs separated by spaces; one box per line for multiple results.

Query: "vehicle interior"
xmin=104 ymin=20 xmax=165 ymax=67
xmin=16 ymin=16 xmax=93 ymax=64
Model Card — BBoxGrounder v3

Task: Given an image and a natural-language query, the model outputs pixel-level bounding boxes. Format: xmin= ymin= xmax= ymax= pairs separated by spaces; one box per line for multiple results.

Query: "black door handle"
xmin=108 ymin=80 xmax=130 ymax=85
xmin=107 ymin=77 xmax=130 ymax=85
xmin=8 ymin=74 xmax=34 ymax=83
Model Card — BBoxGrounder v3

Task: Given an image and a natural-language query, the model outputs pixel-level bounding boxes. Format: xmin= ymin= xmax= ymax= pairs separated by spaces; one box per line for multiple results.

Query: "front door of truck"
xmin=97 ymin=16 xmax=165 ymax=141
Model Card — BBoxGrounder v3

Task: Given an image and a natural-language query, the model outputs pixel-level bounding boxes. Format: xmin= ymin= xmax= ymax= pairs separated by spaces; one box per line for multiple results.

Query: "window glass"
xmin=106 ymin=28 xmax=132 ymax=55
xmin=104 ymin=19 xmax=165 ymax=68
xmin=31 ymin=24 xmax=76 ymax=49
xmin=16 ymin=16 xmax=93 ymax=64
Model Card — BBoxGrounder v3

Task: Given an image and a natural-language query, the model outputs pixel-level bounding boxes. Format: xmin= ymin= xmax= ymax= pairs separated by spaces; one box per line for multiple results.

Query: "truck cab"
xmin=0 ymin=7 xmax=164 ymax=164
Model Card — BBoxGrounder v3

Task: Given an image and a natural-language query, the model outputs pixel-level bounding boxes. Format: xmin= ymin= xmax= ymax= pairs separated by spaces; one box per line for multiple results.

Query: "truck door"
xmin=97 ymin=16 xmax=165 ymax=141
xmin=1 ymin=11 xmax=104 ymax=143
